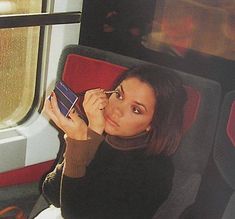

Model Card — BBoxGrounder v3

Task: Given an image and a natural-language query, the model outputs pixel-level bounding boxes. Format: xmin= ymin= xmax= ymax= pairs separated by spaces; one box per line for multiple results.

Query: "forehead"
xmin=120 ymin=77 xmax=156 ymax=107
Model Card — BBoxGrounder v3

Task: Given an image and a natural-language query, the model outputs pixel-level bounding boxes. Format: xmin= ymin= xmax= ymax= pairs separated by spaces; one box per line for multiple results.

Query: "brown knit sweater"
xmin=42 ymin=130 xmax=174 ymax=219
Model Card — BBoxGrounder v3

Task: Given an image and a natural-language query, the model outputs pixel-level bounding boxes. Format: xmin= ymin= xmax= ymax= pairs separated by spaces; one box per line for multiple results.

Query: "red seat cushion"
xmin=62 ymin=54 xmax=127 ymax=93
xmin=183 ymin=86 xmax=201 ymax=133
xmin=227 ymin=101 xmax=235 ymax=147
xmin=0 ymin=160 xmax=54 ymax=187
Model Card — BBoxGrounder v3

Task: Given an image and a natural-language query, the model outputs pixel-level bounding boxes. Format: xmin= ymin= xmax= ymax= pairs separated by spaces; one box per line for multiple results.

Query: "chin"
xmin=104 ymin=125 xmax=119 ymax=136
xmin=104 ymin=128 xmax=116 ymax=135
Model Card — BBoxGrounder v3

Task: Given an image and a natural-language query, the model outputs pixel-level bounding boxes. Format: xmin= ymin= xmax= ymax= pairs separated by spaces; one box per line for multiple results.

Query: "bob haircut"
xmin=113 ymin=64 xmax=187 ymax=156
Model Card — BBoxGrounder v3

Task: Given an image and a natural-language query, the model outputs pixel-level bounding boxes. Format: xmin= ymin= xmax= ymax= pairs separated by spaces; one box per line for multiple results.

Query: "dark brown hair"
xmin=113 ymin=64 xmax=187 ymax=156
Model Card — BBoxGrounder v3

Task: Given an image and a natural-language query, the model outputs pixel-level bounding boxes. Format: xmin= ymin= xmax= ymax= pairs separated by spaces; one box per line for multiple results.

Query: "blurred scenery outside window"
xmin=143 ymin=0 xmax=235 ymax=60
xmin=0 ymin=1 xmax=42 ymax=129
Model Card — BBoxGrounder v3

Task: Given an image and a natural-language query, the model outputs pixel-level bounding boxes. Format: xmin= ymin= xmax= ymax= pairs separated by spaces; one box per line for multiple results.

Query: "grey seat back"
xmin=153 ymin=72 xmax=221 ymax=219
xmin=30 ymin=45 xmax=222 ymax=219
xmin=214 ymin=91 xmax=235 ymax=219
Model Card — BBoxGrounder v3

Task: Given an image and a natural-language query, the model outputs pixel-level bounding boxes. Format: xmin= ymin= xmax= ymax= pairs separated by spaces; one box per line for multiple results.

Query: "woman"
xmin=40 ymin=64 xmax=187 ymax=219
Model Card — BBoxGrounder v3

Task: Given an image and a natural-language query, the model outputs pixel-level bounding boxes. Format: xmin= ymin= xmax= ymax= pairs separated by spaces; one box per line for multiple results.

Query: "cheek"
xmin=122 ymin=115 xmax=152 ymax=132
xmin=135 ymin=122 xmax=149 ymax=131
xmin=104 ymin=100 xmax=113 ymax=115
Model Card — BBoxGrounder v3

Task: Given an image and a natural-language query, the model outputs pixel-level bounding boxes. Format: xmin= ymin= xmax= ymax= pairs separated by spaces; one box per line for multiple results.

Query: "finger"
xmin=43 ymin=96 xmax=52 ymax=113
xmin=68 ymin=108 xmax=84 ymax=125
xmin=50 ymin=93 xmax=63 ymax=116
xmin=43 ymin=97 xmax=63 ymax=128
xmin=89 ymin=97 xmax=108 ymax=110
xmin=43 ymin=96 xmax=55 ymax=118
xmin=84 ymin=91 xmax=107 ymax=108
xmin=98 ymin=99 xmax=109 ymax=110
xmin=93 ymin=96 xmax=109 ymax=109
xmin=50 ymin=93 xmax=70 ymax=126
xmin=83 ymin=88 xmax=104 ymax=105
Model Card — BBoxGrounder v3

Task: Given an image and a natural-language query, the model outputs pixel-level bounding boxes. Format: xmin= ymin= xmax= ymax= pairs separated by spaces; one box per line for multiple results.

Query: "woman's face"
xmin=104 ymin=77 xmax=156 ymax=137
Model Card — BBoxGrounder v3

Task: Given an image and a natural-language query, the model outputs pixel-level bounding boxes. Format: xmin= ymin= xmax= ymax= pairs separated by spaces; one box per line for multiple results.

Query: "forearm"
xmin=63 ymin=128 xmax=104 ymax=178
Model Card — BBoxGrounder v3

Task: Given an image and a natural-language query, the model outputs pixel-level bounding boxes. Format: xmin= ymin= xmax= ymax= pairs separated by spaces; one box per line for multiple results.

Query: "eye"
xmin=132 ymin=106 xmax=142 ymax=114
xmin=115 ymin=90 xmax=123 ymax=100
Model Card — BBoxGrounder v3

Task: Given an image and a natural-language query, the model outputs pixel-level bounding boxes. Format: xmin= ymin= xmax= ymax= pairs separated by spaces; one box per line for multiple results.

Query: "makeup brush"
xmin=104 ymin=90 xmax=118 ymax=94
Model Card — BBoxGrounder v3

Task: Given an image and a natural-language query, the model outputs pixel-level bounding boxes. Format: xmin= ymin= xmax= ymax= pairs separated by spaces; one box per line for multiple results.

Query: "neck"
xmin=105 ymin=131 xmax=150 ymax=151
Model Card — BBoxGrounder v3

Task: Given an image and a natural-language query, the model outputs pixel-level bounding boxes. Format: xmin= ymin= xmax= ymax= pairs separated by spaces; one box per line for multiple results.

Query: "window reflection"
xmin=143 ymin=0 xmax=235 ymax=60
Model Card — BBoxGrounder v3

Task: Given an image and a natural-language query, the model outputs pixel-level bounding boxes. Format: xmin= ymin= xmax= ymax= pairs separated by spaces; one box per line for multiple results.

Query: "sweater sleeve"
xmin=42 ymin=162 xmax=64 ymax=207
xmin=42 ymin=129 xmax=104 ymax=209
xmin=63 ymin=128 xmax=104 ymax=177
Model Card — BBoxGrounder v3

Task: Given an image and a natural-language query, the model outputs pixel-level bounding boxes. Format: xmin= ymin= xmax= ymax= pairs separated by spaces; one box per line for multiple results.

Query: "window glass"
xmin=79 ymin=0 xmax=156 ymax=59
xmin=143 ymin=0 xmax=235 ymax=60
xmin=0 ymin=1 xmax=42 ymax=129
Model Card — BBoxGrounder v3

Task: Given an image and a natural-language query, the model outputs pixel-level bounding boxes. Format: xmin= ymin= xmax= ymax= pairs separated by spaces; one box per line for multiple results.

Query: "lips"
xmin=104 ymin=114 xmax=119 ymax=127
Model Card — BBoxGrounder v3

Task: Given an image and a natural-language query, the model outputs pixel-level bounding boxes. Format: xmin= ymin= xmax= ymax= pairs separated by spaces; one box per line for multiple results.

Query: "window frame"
xmin=0 ymin=6 xmax=81 ymax=127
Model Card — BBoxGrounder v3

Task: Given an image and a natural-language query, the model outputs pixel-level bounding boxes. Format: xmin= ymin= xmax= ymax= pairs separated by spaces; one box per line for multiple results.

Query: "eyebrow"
xmin=119 ymin=84 xmax=148 ymax=112
xmin=134 ymin=101 xmax=148 ymax=112
xmin=119 ymin=84 xmax=124 ymax=94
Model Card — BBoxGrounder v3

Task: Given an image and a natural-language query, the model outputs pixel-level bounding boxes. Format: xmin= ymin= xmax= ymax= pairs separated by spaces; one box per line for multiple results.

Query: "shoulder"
xmin=136 ymin=153 xmax=175 ymax=185
xmin=124 ymin=151 xmax=174 ymax=177
xmin=128 ymin=150 xmax=173 ymax=168
xmin=149 ymin=154 xmax=173 ymax=169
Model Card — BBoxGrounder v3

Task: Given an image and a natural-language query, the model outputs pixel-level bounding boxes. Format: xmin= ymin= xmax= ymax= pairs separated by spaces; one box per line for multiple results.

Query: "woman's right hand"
xmin=83 ymin=88 xmax=109 ymax=135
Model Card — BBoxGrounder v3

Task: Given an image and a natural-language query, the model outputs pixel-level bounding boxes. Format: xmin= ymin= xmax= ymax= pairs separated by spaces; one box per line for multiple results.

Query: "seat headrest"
xmin=62 ymin=54 xmax=127 ymax=93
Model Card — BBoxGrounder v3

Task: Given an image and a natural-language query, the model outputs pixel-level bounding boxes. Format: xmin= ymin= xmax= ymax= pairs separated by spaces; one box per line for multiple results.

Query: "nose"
xmin=112 ymin=102 xmax=124 ymax=118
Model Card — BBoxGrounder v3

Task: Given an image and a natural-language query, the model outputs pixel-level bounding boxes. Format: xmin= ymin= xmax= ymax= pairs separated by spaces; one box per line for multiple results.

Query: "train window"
xmin=143 ymin=0 xmax=235 ymax=61
xmin=0 ymin=2 xmax=81 ymax=130
xmin=78 ymin=1 xmax=235 ymax=91
xmin=0 ymin=1 xmax=42 ymax=129
xmin=79 ymin=0 xmax=157 ymax=59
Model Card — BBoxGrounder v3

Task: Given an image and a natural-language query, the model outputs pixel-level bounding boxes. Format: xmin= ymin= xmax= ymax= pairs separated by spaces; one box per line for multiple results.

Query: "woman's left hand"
xmin=43 ymin=92 xmax=88 ymax=140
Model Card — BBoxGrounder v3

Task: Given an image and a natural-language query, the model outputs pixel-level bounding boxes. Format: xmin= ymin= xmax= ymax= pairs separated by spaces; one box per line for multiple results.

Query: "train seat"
xmin=213 ymin=91 xmax=235 ymax=219
xmin=180 ymin=90 xmax=235 ymax=219
xmin=30 ymin=45 xmax=221 ymax=218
